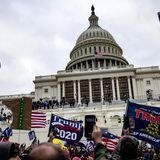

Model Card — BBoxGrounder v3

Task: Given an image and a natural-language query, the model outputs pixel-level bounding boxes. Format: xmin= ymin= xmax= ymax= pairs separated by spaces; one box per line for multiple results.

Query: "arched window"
xmin=93 ymin=32 xmax=95 ymax=37
xmin=99 ymin=46 xmax=101 ymax=52
xmin=89 ymin=47 xmax=92 ymax=53
xmin=112 ymin=48 xmax=114 ymax=53
xmin=108 ymin=47 xmax=110 ymax=53
xmin=97 ymin=31 xmax=99 ymax=36
xmin=85 ymin=48 xmax=87 ymax=54
xmin=115 ymin=49 xmax=117 ymax=54
xmin=103 ymin=46 xmax=106 ymax=52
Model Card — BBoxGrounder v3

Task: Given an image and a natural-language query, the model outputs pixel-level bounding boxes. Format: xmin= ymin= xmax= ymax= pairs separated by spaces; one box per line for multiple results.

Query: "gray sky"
xmin=0 ymin=0 xmax=160 ymax=95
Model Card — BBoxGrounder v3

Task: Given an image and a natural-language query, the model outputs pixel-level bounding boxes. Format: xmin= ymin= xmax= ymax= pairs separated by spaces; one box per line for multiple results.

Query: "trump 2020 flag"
xmin=125 ymin=101 xmax=160 ymax=148
xmin=28 ymin=130 xmax=36 ymax=141
xmin=48 ymin=114 xmax=83 ymax=142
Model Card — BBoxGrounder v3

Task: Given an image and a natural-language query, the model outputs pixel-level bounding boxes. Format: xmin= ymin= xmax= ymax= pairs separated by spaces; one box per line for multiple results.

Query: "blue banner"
xmin=2 ymin=127 xmax=12 ymax=138
xmin=28 ymin=130 xmax=36 ymax=141
xmin=49 ymin=114 xmax=83 ymax=142
xmin=126 ymin=101 xmax=160 ymax=148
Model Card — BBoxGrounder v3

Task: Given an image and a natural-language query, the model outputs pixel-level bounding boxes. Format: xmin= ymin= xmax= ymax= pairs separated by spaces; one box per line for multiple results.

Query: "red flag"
xmin=94 ymin=52 xmax=103 ymax=58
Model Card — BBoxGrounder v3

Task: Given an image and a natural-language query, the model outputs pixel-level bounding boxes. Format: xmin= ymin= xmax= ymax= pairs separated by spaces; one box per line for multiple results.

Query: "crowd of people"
xmin=32 ymin=97 xmax=90 ymax=110
xmin=1 ymin=125 xmax=160 ymax=160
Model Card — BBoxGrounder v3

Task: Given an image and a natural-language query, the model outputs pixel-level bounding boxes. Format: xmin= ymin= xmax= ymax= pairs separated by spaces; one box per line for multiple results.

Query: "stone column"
xmin=73 ymin=81 xmax=77 ymax=100
xmin=127 ymin=76 xmax=132 ymax=99
xmin=62 ymin=81 xmax=65 ymax=97
xmin=81 ymin=62 xmax=83 ymax=70
xmin=119 ymin=63 xmax=121 ymax=68
xmin=98 ymin=60 xmax=100 ymax=68
xmin=132 ymin=76 xmax=138 ymax=99
xmin=78 ymin=80 xmax=81 ymax=104
xmin=111 ymin=77 xmax=116 ymax=100
xmin=39 ymin=87 xmax=42 ymax=99
xmin=86 ymin=60 xmax=89 ymax=70
xmin=115 ymin=61 xmax=117 ymax=67
xmin=116 ymin=77 xmax=120 ymax=100
xmin=89 ymin=79 xmax=93 ymax=103
xmin=92 ymin=60 xmax=94 ymax=69
xmin=57 ymin=82 xmax=61 ymax=102
xmin=100 ymin=78 xmax=104 ymax=103
xmin=104 ymin=59 xmax=106 ymax=69
xmin=76 ymin=64 xmax=78 ymax=70
xmin=110 ymin=60 xmax=112 ymax=67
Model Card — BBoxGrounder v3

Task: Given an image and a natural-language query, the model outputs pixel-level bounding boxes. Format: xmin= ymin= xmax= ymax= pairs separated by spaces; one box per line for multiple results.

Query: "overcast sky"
xmin=0 ymin=0 xmax=160 ymax=95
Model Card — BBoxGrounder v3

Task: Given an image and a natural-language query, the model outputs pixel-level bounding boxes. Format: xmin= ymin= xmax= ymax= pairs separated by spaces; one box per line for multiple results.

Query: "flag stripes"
xmin=102 ymin=137 xmax=119 ymax=151
xmin=101 ymin=129 xmax=120 ymax=151
xmin=31 ymin=112 xmax=46 ymax=128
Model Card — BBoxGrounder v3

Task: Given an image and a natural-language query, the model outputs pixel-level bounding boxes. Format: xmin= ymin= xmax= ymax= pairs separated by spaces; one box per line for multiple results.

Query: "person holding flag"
xmin=92 ymin=125 xmax=139 ymax=160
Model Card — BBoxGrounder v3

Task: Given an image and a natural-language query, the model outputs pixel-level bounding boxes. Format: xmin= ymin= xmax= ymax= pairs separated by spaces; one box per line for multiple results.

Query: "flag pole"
xmin=0 ymin=137 xmax=4 ymax=142
xmin=18 ymin=129 xmax=21 ymax=144
xmin=158 ymin=12 xmax=160 ymax=22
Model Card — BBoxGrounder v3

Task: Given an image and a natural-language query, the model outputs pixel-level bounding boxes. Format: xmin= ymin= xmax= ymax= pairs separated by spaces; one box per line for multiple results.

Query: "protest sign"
xmin=28 ymin=130 xmax=36 ymax=141
xmin=125 ymin=101 xmax=160 ymax=148
xmin=49 ymin=114 xmax=83 ymax=142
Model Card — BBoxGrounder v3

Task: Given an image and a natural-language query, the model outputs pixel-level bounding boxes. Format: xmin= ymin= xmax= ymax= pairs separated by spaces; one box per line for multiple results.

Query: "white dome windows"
xmin=103 ymin=46 xmax=106 ymax=53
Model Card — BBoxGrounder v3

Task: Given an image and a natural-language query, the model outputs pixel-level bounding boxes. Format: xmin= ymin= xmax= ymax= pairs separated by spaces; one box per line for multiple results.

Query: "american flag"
xmin=31 ymin=112 xmax=46 ymax=128
xmin=94 ymin=51 xmax=103 ymax=58
xmin=101 ymin=129 xmax=120 ymax=151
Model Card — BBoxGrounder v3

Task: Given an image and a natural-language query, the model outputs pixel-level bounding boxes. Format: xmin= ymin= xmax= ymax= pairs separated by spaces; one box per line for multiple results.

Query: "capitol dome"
xmin=76 ymin=25 xmax=116 ymax=45
xmin=66 ymin=6 xmax=129 ymax=71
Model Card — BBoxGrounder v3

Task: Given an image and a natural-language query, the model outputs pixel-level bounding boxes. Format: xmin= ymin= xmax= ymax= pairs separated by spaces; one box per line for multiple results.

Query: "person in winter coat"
xmin=92 ymin=125 xmax=139 ymax=160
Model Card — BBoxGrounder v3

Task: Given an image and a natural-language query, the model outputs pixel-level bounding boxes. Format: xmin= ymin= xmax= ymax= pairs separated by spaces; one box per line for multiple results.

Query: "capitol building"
xmin=1 ymin=6 xmax=160 ymax=144
xmin=34 ymin=6 xmax=160 ymax=104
